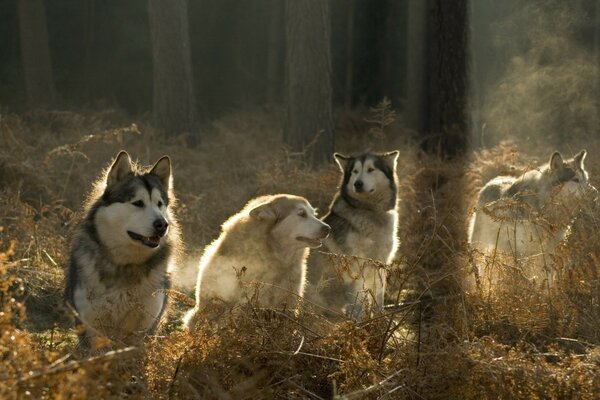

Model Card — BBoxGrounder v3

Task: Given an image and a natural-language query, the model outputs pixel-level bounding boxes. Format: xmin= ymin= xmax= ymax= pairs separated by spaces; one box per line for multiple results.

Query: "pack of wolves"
xmin=65 ymin=148 xmax=595 ymax=347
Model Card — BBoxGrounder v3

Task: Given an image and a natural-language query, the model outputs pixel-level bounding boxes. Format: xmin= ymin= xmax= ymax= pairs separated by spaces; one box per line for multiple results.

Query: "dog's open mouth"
xmin=296 ymin=236 xmax=323 ymax=247
xmin=128 ymin=231 xmax=161 ymax=248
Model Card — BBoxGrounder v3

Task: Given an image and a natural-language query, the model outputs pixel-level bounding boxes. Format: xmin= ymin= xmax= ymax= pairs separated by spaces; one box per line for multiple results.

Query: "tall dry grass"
xmin=1 ymin=107 xmax=600 ymax=398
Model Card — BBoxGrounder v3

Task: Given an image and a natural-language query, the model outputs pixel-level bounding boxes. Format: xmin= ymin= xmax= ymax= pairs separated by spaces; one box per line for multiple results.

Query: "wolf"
xmin=184 ymin=194 xmax=330 ymax=330
xmin=65 ymin=151 xmax=180 ymax=347
xmin=468 ymin=150 xmax=595 ymax=281
xmin=306 ymin=151 xmax=400 ymax=319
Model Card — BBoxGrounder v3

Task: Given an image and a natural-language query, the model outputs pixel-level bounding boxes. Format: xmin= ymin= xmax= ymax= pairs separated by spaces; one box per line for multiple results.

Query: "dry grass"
xmin=1 ymin=107 xmax=600 ymax=398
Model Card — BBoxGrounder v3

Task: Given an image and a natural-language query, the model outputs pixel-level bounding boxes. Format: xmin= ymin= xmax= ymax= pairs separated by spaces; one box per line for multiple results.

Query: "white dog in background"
xmin=468 ymin=150 xmax=596 ymax=283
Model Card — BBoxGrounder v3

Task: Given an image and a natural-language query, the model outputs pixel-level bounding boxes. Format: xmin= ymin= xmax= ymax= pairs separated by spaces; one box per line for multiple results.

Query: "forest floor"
xmin=1 ymin=107 xmax=600 ymax=399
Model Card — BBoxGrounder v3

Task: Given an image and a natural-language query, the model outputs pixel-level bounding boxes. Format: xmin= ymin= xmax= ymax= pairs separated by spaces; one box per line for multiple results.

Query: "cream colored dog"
xmin=184 ymin=194 xmax=330 ymax=330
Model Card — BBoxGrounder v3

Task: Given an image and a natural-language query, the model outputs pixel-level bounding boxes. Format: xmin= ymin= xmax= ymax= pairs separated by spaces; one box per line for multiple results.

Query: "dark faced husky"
xmin=468 ymin=150 xmax=596 ymax=282
xmin=65 ymin=151 xmax=180 ymax=347
xmin=306 ymin=151 xmax=400 ymax=319
xmin=184 ymin=194 xmax=330 ymax=330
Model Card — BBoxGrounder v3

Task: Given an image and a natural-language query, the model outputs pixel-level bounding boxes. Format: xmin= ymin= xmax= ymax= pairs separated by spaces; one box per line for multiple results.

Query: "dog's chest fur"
xmin=69 ymin=233 xmax=168 ymax=339
xmin=324 ymin=200 xmax=398 ymax=263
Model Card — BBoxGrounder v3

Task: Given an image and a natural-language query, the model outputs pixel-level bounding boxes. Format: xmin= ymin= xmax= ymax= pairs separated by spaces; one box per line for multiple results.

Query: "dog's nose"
xmin=321 ymin=224 xmax=331 ymax=237
xmin=153 ymin=219 xmax=169 ymax=236
xmin=354 ymin=180 xmax=364 ymax=190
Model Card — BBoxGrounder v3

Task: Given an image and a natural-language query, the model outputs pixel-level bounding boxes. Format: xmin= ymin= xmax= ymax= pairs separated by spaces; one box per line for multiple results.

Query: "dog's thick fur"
xmin=306 ymin=151 xmax=400 ymax=319
xmin=65 ymin=151 xmax=180 ymax=346
xmin=468 ymin=150 xmax=595 ymax=280
xmin=184 ymin=194 xmax=330 ymax=330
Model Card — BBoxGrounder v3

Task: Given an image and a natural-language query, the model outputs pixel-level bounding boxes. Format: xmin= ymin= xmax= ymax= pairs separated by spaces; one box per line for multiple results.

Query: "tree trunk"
xmin=148 ymin=0 xmax=195 ymax=138
xmin=381 ymin=0 xmax=403 ymax=104
xmin=426 ymin=0 xmax=469 ymax=157
xmin=266 ymin=0 xmax=283 ymax=104
xmin=406 ymin=0 xmax=469 ymax=157
xmin=343 ymin=0 xmax=355 ymax=109
xmin=405 ymin=0 xmax=428 ymax=135
xmin=17 ymin=0 xmax=55 ymax=108
xmin=594 ymin=1 xmax=600 ymax=110
xmin=284 ymin=0 xmax=334 ymax=167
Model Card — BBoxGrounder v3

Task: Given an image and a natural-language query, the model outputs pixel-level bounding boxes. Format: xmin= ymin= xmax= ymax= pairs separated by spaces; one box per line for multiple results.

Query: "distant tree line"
xmin=3 ymin=1 xmax=406 ymax=114
xmin=5 ymin=0 xmax=479 ymax=162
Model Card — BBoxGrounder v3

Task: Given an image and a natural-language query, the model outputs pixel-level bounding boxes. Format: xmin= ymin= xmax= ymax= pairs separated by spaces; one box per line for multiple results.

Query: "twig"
xmin=168 ymin=349 xmax=189 ymax=399
xmin=333 ymin=368 xmax=407 ymax=400
xmin=14 ymin=346 xmax=136 ymax=383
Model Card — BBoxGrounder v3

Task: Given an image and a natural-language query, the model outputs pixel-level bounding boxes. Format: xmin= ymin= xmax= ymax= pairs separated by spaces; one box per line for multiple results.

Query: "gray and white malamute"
xmin=306 ymin=151 xmax=400 ymax=319
xmin=468 ymin=150 xmax=596 ymax=280
xmin=65 ymin=151 xmax=180 ymax=346
xmin=184 ymin=194 xmax=330 ymax=330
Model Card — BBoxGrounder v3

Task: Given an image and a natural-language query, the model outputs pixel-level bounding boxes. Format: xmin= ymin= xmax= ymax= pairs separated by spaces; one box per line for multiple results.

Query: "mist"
xmin=3 ymin=1 xmax=600 ymax=398
xmin=472 ymin=0 xmax=600 ymax=148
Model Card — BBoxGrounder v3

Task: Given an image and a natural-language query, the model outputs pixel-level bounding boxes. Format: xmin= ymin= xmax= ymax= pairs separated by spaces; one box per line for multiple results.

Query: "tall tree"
xmin=17 ymin=0 xmax=55 ymax=108
xmin=427 ymin=0 xmax=469 ymax=156
xmin=406 ymin=0 xmax=469 ymax=157
xmin=405 ymin=0 xmax=428 ymax=136
xmin=148 ymin=0 xmax=195 ymax=137
xmin=266 ymin=0 xmax=284 ymax=104
xmin=284 ymin=0 xmax=334 ymax=166
xmin=406 ymin=0 xmax=470 ymax=343
xmin=343 ymin=0 xmax=355 ymax=109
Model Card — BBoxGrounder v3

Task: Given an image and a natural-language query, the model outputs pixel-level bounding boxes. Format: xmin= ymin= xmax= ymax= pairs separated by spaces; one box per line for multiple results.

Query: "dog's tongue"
xmin=142 ymin=236 xmax=161 ymax=247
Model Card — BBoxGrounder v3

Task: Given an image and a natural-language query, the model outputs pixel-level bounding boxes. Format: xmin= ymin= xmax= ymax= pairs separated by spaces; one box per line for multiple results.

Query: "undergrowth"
xmin=1 ymin=108 xmax=600 ymax=398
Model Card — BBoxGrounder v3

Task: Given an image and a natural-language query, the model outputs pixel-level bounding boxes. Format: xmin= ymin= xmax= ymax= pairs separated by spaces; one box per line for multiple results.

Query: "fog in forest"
xmin=2 ymin=1 xmax=600 ymax=398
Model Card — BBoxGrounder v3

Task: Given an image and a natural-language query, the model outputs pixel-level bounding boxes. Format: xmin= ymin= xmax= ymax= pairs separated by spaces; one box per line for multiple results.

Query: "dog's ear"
xmin=106 ymin=151 xmax=133 ymax=187
xmin=249 ymin=202 xmax=278 ymax=222
xmin=333 ymin=153 xmax=350 ymax=172
xmin=574 ymin=149 xmax=587 ymax=169
xmin=549 ymin=151 xmax=564 ymax=170
xmin=150 ymin=155 xmax=172 ymax=188
xmin=381 ymin=150 xmax=400 ymax=170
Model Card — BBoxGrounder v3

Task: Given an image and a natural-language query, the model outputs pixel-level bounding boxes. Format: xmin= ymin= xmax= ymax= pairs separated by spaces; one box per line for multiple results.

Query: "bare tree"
xmin=343 ymin=0 xmax=355 ymax=109
xmin=266 ymin=0 xmax=284 ymax=104
xmin=284 ymin=0 xmax=334 ymax=166
xmin=428 ymin=0 xmax=469 ymax=156
xmin=17 ymin=0 xmax=55 ymax=108
xmin=148 ymin=0 xmax=195 ymax=137
xmin=406 ymin=0 xmax=469 ymax=157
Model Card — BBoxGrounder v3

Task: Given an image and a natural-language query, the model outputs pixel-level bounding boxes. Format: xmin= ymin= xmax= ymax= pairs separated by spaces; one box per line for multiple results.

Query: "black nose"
xmin=153 ymin=219 xmax=169 ymax=236
xmin=354 ymin=180 xmax=364 ymax=191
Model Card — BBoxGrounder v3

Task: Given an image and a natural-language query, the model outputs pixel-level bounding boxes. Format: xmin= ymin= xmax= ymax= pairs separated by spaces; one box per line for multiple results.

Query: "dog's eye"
xmin=132 ymin=200 xmax=144 ymax=208
xmin=367 ymin=168 xmax=375 ymax=173
xmin=573 ymin=178 xmax=580 ymax=183
xmin=298 ymin=210 xmax=307 ymax=218
xmin=157 ymin=201 xmax=164 ymax=207
xmin=352 ymin=170 xmax=358 ymax=174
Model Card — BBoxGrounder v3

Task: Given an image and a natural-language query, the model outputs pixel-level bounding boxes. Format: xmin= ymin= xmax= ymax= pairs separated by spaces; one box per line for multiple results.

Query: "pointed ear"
xmin=382 ymin=150 xmax=399 ymax=170
xmin=106 ymin=151 xmax=133 ymax=187
xmin=249 ymin=203 xmax=277 ymax=222
xmin=549 ymin=151 xmax=564 ymax=170
xmin=150 ymin=155 xmax=171 ymax=188
xmin=574 ymin=149 xmax=587 ymax=168
xmin=333 ymin=153 xmax=350 ymax=172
